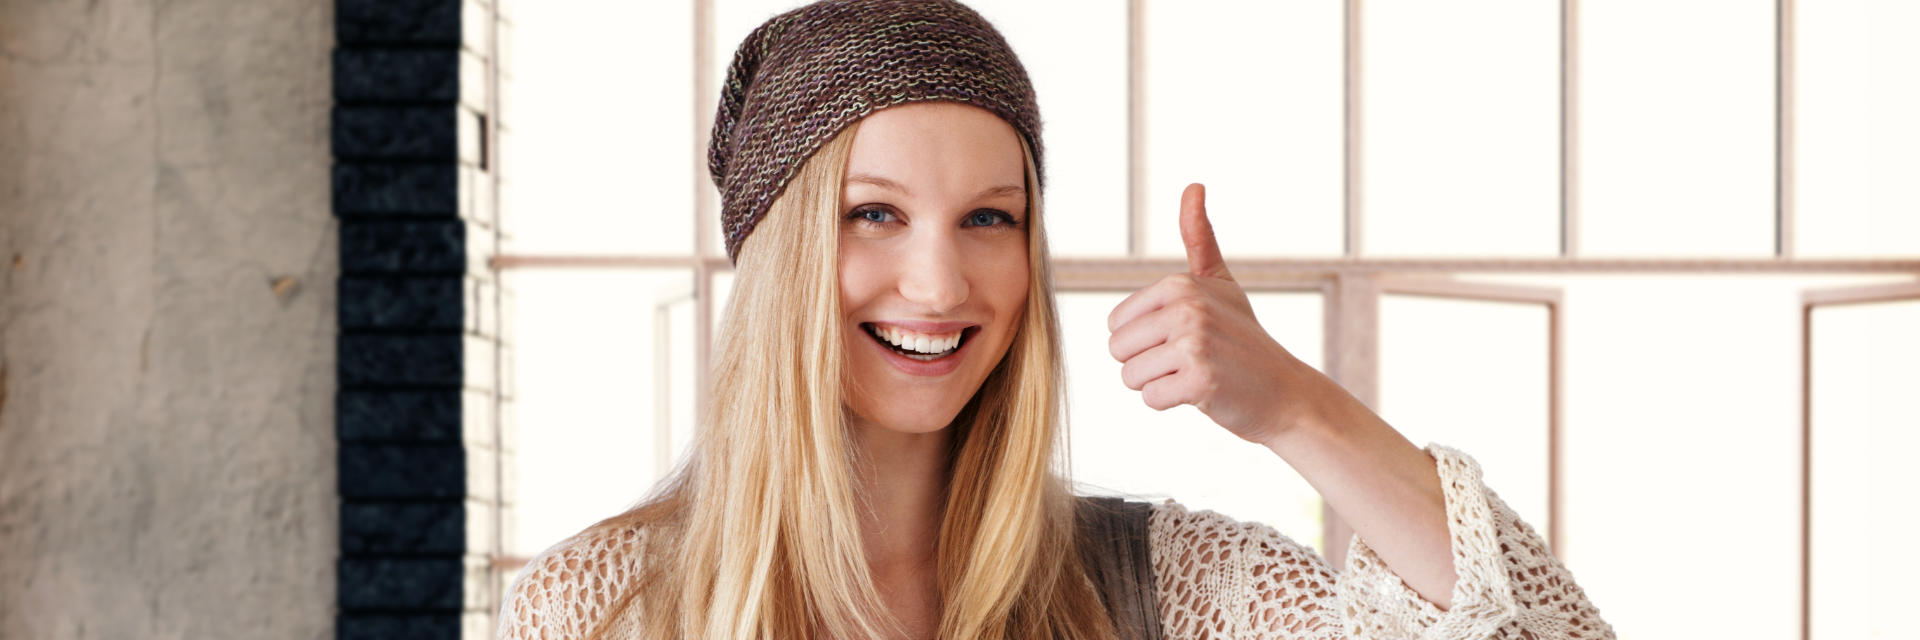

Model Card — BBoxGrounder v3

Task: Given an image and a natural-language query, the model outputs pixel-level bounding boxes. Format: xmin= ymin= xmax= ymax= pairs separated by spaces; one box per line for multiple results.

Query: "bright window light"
xmin=1795 ymin=0 xmax=1920 ymax=258
xmin=1362 ymin=0 xmax=1561 ymax=258
xmin=1810 ymin=299 xmax=1920 ymax=640
xmin=500 ymin=0 xmax=694 ymax=256
xmin=1144 ymin=0 xmax=1345 ymax=259
xmin=1579 ymin=0 xmax=1776 ymax=257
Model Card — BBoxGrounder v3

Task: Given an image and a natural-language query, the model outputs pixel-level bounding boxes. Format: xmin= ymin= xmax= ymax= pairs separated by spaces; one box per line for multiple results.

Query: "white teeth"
xmin=869 ymin=324 xmax=965 ymax=355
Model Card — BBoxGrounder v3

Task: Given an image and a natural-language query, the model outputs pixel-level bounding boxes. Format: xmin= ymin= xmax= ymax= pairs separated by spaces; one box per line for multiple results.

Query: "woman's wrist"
xmin=1258 ymin=366 xmax=1353 ymax=456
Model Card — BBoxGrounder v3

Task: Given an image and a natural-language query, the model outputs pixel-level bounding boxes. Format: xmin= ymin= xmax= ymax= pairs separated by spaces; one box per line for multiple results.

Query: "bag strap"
xmin=1074 ymin=496 xmax=1164 ymax=640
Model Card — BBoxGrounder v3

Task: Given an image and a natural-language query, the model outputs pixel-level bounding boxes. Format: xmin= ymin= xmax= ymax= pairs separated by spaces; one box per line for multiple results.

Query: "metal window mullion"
xmin=1562 ymin=0 xmax=1581 ymax=258
xmin=1344 ymin=0 xmax=1365 ymax=258
xmin=1799 ymin=298 xmax=1813 ymax=640
xmin=1126 ymin=0 xmax=1148 ymax=258
xmin=1548 ymin=300 xmax=1565 ymax=557
xmin=1777 ymin=0 xmax=1797 ymax=259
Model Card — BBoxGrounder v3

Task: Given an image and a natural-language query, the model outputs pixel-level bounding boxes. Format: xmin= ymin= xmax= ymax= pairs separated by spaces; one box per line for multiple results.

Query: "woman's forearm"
xmin=1263 ymin=373 xmax=1459 ymax=610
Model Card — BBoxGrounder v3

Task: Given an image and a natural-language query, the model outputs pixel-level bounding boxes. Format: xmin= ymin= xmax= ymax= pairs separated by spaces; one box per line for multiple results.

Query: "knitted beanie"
xmin=709 ymin=0 xmax=1044 ymax=263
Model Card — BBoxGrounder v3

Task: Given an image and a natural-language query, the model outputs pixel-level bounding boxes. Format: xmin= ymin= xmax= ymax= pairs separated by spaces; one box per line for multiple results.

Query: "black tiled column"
xmin=334 ymin=1 xmax=502 ymax=638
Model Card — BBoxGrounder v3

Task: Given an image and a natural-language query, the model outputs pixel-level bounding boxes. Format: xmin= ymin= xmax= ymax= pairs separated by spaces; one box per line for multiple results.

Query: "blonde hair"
xmin=587 ymin=116 xmax=1114 ymax=639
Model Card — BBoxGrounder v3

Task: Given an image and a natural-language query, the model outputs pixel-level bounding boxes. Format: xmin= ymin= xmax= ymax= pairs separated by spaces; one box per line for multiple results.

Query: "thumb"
xmin=1180 ymin=183 xmax=1232 ymax=280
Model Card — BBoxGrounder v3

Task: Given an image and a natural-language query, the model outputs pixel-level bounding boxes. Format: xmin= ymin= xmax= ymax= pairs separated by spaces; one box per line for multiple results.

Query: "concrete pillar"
xmin=0 ymin=0 xmax=339 ymax=638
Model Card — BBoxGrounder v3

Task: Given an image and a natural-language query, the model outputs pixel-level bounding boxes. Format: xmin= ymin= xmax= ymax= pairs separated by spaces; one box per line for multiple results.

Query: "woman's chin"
xmin=849 ymin=402 xmax=967 ymax=436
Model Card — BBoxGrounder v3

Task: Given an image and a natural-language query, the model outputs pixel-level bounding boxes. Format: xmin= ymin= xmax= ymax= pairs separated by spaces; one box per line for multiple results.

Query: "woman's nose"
xmin=897 ymin=233 xmax=969 ymax=313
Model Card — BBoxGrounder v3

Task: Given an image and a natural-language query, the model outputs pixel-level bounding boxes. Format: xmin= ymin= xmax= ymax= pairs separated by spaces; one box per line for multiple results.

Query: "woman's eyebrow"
xmin=845 ymin=172 xmax=1025 ymax=199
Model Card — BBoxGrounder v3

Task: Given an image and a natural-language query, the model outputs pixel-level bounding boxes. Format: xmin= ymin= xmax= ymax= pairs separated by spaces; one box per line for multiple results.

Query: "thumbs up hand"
xmin=1105 ymin=184 xmax=1323 ymax=447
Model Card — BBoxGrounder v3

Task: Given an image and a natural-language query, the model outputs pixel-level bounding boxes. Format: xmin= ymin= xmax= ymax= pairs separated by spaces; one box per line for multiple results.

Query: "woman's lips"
xmin=862 ymin=324 xmax=976 ymax=377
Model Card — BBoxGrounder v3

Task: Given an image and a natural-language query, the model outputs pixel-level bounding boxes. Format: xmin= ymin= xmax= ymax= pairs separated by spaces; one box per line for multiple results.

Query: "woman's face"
xmin=839 ymin=102 xmax=1031 ymax=435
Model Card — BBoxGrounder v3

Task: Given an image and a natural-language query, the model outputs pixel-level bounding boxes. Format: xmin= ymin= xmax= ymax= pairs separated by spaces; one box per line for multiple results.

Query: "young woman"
xmin=499 ymin=1 xmax=1614 ymax=638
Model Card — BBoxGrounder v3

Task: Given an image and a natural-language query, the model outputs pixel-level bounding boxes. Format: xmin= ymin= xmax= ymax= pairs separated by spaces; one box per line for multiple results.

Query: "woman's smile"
xmin=859 ymin=321 xmax=982 ymax=375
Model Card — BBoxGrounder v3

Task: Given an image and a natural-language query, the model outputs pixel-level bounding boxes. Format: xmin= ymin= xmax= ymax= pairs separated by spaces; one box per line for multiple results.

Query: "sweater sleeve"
xmin=1148 ymin=442 xmax=1615 ymax=640
xmin=496 ymin=524 xmax=651 ymax=640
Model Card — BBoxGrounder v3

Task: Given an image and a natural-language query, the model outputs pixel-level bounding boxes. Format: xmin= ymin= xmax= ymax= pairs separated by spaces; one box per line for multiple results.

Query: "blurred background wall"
xmin=0 ymin=1 xmax=337 ymax=637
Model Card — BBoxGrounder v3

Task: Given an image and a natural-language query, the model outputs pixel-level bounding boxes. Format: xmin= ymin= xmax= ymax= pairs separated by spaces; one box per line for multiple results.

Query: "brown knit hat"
xmin=709 ymin=0 xmax=1044 ymax=263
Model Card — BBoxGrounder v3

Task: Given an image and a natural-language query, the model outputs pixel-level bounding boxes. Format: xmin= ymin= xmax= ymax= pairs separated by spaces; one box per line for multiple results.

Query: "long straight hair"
xmin=587 ymin=116 xmax=1115 ymax=639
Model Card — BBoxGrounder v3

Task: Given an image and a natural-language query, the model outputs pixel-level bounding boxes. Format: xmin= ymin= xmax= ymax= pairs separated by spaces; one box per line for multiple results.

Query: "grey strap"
xmin=1075 ymin=496 xmax=1164 ymax=640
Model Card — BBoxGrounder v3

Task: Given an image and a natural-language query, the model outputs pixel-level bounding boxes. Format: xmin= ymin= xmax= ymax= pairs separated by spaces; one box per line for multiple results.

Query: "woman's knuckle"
xmin=1182 ymin=296 xmax=1212 ymax=318
xmin=1192 ymin=368 xmax=1216 ymax=394
xmin=1177 ymin=334 xmax=1205 ymax=358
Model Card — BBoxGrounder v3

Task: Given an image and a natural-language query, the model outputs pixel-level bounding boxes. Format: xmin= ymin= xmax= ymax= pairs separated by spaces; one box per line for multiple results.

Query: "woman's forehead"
xmin=844 ymin=102 xmax=1026 ymax=199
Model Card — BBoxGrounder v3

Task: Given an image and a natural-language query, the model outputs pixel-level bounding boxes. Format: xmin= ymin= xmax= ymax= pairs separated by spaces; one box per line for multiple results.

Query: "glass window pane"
xmin=506 ymin=268 xmax=694 ymax=557
xmin=1060 ymin=291 xmax=1327 ymax=552
xmin=1795 ymin=0 xmax=1920 ymax=258
xmin=1579 ymin=0 xmax=1776 ymax=257
xmin=1361 ymin=0 xmax=1561 ymax=258
xmin=1145 ymin=0 xmax=1344 ymax=259
xmin=1378 ymin=294 xmax=1551 ymax=535
xmin=1810 ymin=299 xmax=1920 ymax=640
xmin=1524 ymin=274 xmax=1846 ymax=638
xmin=501 ymin=1 xmax=695 ymax=256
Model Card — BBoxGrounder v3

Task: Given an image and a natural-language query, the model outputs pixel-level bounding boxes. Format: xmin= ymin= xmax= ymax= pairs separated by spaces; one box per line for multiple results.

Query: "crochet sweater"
xmin=497 ymin=443 xmax=1615 ymax=639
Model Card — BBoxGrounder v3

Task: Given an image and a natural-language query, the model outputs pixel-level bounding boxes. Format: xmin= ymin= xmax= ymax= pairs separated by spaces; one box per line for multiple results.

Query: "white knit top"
xmin=497 ymin=443 xmax=1615 ymax=639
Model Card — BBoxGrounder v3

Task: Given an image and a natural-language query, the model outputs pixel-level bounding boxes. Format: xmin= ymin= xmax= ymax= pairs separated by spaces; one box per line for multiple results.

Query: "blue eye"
xmin=849 ymin=207 xmax=896 ymax=225
xmin=966 ymin=210 xmax=1016 ymax=227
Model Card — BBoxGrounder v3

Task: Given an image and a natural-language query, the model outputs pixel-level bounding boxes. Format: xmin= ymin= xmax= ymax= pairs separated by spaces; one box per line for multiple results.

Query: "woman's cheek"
xmin=992 ymin=244 xmax=1029 ymax=310
xmin=981 ymin=245 xmax=1029 ymax=356
xmin=838 ymin=244 xmax=888 ymax=305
